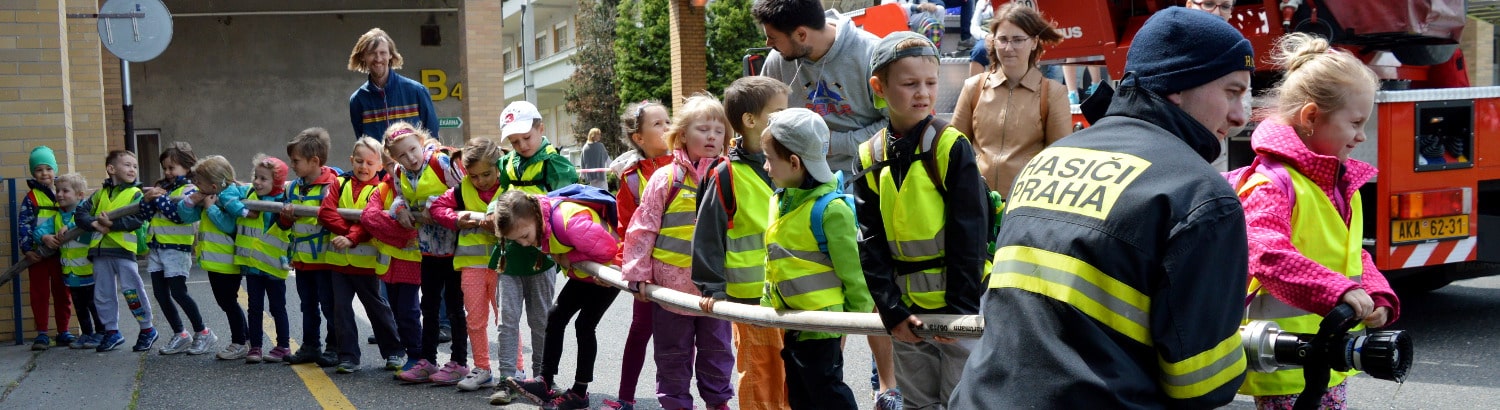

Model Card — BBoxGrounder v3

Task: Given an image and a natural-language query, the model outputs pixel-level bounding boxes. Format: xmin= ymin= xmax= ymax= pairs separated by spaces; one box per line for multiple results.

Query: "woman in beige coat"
xmin=952 ymin=3 xmax=1072 ymax=196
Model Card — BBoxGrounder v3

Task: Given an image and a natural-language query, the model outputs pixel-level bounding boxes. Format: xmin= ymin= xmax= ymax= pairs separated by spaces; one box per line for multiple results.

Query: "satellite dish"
xmin=97 ymin=0 xmax=172 ymax=62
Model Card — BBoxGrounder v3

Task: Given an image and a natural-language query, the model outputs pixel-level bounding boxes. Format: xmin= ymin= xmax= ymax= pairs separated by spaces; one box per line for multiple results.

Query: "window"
xmin=554 ymin=20 xmax=571 ymax=51
xmin=503 ymin=50 xmax=515 ymax=72
xmin=535 ymin=32 xmax=550 ymax=59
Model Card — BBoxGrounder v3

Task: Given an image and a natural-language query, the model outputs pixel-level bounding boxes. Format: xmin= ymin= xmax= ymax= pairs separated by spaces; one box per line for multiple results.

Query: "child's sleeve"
xmin=614 ymin=172 xmax=640 ymax=266
xmin=939 ymin=137 xmax=988 ymax=315
xmin=621 ymin=170 xmax=671 ymax=283
xmin=546 ymin=154 xmax=580 ymax=191
xmin=439 ymin=155 xmax=463 ymax=189
xmin=153 ymin=186 xmax=192 ymax=224
xmin=855 ymin=158 xmax=909 ymax=331
xmin=1242 ymin=181 xmax=1362 ymax=316
xmin=363 ymin=185 xmax=418 ymax=247
xmin=218 ymin=187 xmax=248 ymax=218
xmin=18 ymin=193 xmax=37 ymax=253
xmin=176 ymin=194 xmax=202 ymax=224
xmin=561 ymin=208 xmax=620 ymax=265
xmin=73 ymin=193 xmax=98 ymax=233
xmin=1359 ymin=251 xmax=1401 ymax=324
xmin=318 ymin=181 xmax=353 ymax=237
xmin=826 ymin=201 xmax=873 ymax=314
xmin=428 ymin=187 xmax=463 ymax=231
xmin=691 ymin=166 xmax=734 ymax=301
xmin=107 ymin=191 xmax=147 ymax=232
xmin=33 ymin=216 xmax=55 ymax=246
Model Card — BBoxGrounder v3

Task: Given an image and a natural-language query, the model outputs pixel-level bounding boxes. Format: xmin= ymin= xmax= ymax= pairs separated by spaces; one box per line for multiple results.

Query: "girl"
xmin=1237 ymin=33 xmax=1400 ymax=409
xmin=395 ymin=121 xmax=468 ymax=384
xmin=496 ymin=188 xmax=622 ymax=410
xmin=233 ymin=154 xmax=293 ymax=363
xmin=362 ymin=122 xmax=437 ymax=377
xmin=37 ymin=173 xmax=103 ymax=350
xmin=429 ymin=136 xmax=506 ymax=389
xmin=603 ymin=99 xmax=672 ymax=410
xmin=621 ymin=93 xmax=734 ymax=410
xmin=74 ymin=150 xmax=156 ymax=352
xmin=321 ymin=137 xmax=405 ymax=374
xmin=181 ymin=155 xmax=250 ymax=360
xmin=20 ymin=146 xmax=71 ymax=350
xmin=142 ymin=142 xmax=216 ymax=355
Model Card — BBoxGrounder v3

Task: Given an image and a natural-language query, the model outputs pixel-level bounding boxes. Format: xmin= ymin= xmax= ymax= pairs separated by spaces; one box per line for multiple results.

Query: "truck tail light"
xmin=1391 ymin=188 xmax=1471 ymax=220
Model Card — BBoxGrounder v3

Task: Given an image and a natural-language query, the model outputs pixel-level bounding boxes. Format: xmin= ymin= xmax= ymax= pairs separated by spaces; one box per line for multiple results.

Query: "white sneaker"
xmin=159 ymin=332 xmax=192 ymax=355
xmin=457 ymin=368 xmax=494 ymax=391
xmin=187 ymin=329 xmax=218 ymax=355
xmin=216 ymin=343 xmax=249 ymax=360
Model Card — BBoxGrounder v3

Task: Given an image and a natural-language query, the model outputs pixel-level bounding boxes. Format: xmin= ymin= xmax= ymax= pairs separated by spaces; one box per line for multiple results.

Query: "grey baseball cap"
xmin=766 ymin=108 xmax=834 ymax=183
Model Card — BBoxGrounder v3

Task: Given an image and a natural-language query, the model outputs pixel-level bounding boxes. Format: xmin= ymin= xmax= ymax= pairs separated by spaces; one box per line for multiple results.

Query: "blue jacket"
xmin=349 ymin=69 xmax=439 ymax=141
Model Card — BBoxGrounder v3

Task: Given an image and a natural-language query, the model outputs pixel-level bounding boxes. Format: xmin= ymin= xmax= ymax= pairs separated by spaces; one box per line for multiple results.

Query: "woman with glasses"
xmin=951 ymin=2 xmax=1071 ymax=196
xmin=1187 ymin=0 xmax=1235 ymax=19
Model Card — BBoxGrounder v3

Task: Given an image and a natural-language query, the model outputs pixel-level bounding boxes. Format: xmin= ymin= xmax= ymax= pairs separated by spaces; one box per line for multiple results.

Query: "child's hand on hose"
xmin=698 ymin=296 xmax=717 ymax=313
xmin=1363 ymin=306 xmax=1391 ymax=328
xmin=1340 ymin=288 xmax=1375 ymax=321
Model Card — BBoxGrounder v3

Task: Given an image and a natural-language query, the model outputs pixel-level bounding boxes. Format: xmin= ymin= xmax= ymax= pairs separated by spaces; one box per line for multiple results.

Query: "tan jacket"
xmin=952 ymin=67 xmax=1073 ymax=195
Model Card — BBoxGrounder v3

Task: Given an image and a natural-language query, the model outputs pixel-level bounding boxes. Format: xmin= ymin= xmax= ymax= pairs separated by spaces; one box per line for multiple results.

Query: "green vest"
xmin=764 ymin=191 xmax=849 ymax=311
xmin=87 ymin=185 xmax=143 ymax=253
xmin=373 ymin=183 xmax=421 ymax=275
xmin=325 ymin=177 xmax=381 ymax=270
xmin=504 ymin=145 xmax=559 ymax=196
xmin=1239 ymin=166 xmax=1365 ymax=396
xmin=55 ymin=213 xmax=92 ymax=277
xmin=723 ymin=161 xmax=773 ymax=299
xmin=286 ymin=179 xmax=331 ymax=264
xmin=454 ymin=179 xmax=498 ymax=269
xmin=234 ymin=191 xmax=291 ymax=279
xmin=149 ymin=185 xmax=197 ymax=247
xmin=857 ymin=124 xmax=964 ymax=309
xmin=652 ymin=164 xmax=698 ymax=268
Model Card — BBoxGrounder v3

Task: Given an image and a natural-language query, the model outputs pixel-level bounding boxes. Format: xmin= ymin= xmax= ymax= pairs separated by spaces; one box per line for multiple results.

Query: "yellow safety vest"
xmin=504 ymin=145 xmax=559 ymax=196
xmin=32 ymin=188 xmax=59 ymax=230
xmin=454 ymin=178 xmax=498 ymax=269
xmin=324 ymin=177 xmax=381 ymax=270
xmin=148 ymin=185 xmax=197 ymax=247
xmin=55 ymin=213 xmax=92 ymax=277
xmin=857 ymin=125 xmax=963 ymax=309
xmin=286 ymin=179 xmax=332 ymax=264
xmin=198 ymin=203 xmax=238 ymax=274
xmin=373 ymin=183 xmax=422 ymax=275
xmin=651 ymin=164 xmax=699 ymax=268
xmin=399 ymin=160 xmax=451 ymax=209
xmin=1238 ymin=166 xmax=1365 ymax=396
xmin=544 ymin=201 xmax=610 ymax=279
xmin=764 ymin=192 xmax=850 ymax=311
xmin=87 ymin=185 xmax=143 ymax=253
xmin=723 ymin=161 xmax=772 ymax=299
xmin=234 ymin=191 xmax=291 ymax=279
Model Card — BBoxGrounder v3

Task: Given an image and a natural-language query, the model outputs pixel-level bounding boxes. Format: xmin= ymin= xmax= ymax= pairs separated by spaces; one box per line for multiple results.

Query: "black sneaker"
xmin=367 ymin=335 xmax=377 ymax=344
xmin=286 ymin=346 xmax=322 ymax=364
xmin=316 ymin=350 xmax=340 ymax=368
xmin=438 ymin=325 xmax=452 ymax=344
xmin=132 ymin=328 xmax=159 ymax=352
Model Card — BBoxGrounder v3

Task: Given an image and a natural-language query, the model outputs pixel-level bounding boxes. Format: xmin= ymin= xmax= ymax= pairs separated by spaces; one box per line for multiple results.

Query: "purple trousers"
xmin=652 ymin=304 xmax=735 ymax=409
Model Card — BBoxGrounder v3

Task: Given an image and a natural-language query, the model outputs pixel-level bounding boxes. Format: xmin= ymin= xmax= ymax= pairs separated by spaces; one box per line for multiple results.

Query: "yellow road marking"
xmin=240 ymin=285 xmax=356 ymax=409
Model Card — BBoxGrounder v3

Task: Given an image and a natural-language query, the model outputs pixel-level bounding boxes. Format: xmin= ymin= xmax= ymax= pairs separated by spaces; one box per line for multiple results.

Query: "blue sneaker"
xmin=70 ymin=333 xmax=92 ymax=349
xmin=132 ymin=328 xmax=159 ymax=352
xmin=31 ymin=333 xmax=51 ymax=351
xmin=55 ymin=332 xmax=76 ymax=346
xmin=97 ymin=332 xmax=125 ymax=352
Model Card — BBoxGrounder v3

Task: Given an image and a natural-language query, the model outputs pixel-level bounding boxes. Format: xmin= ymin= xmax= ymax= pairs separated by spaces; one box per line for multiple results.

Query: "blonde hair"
xmin=191 ymin=155 xmax=236 ymax=190
xmin=1265 ymin=33 xmax=1380 ymax=131
xmin=54 ymin=172 xmax=88 ymax=194
xmin=383 ymin=121 xmax=433 ymax=155
xmin=462 ymin=137 xmax=504 ymax=170
xmin=352 ymin=136 xmax=385 ymax=160
xmin=587 ymin=128 xmax=602 ymax=143
xmin=664 ymin=93 xmax=732 ymax=156
xmin=347 ymin=28 xmax=404 ymax=73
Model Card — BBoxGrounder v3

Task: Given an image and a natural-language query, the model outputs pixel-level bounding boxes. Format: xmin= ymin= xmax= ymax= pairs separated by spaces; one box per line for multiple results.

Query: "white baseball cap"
xmin=500 ymin=101 xmax=543 ymax=138
xmin=767 ymin=108 xmax=834 ymax=183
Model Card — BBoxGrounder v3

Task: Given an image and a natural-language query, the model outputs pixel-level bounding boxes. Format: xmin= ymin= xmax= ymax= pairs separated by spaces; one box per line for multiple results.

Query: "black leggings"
xmin=151 ymin=271 xmax=206 ymax=334
xmin=70 ymin=285 xmax=103 ymax=335
xmin=208 ymin=272 xmax=248 ymax=344
xmin=542 ymin=278 xmax=620 ymax=384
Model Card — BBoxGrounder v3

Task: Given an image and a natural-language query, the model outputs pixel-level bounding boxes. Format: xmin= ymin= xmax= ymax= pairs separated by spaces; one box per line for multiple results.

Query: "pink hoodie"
xmin=621 ymin=149 xmax=721 ymax=307
xmin=539 ymin=197 xmax=619 ymax=283
xmin=1240 ymin=120 xmax=1399 ymax=324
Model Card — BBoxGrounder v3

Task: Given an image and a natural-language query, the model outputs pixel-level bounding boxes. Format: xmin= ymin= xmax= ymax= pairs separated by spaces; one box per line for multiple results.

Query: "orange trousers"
xmin=734 ymin=322 xmax=790 ymax=410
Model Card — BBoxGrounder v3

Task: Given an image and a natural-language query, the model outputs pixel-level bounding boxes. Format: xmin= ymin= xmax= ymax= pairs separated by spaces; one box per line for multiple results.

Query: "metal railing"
xmin=5 ymin=178 xmax=23 ymax=345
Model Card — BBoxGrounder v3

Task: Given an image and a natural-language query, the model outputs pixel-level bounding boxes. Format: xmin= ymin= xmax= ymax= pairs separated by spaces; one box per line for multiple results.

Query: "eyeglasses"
xmin=1192 ymin=0 xmax=1234 ymax=12
xmin=990 ymin=35 xmax=1031 ymax=46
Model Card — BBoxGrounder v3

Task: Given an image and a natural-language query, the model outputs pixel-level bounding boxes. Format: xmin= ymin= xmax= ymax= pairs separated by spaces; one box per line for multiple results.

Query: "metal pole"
xmin=8 ymin=179 xmax=22 ymax=345
xmin=122 ymin=59 xmax=135 ymax=153
xmin=521 ymin=0 xmax=538 ymax=104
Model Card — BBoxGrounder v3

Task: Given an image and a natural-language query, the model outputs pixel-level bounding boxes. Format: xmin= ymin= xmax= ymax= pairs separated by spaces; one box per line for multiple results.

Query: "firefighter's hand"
xmin=699 ymin=296 xmax=717 ymax=313
xmin=892 ymin=315 xmax=925 ymax=343
xmin=1363 ymin=306 xmax=1391 ymax=328
xmin=280 ymin=203 xmax=296 ymax=219
xmin=331 ymin=236 xmax=353 ymax=250
xmin=41 ymin=235 xmax=60 ymax=249
xmin=25 ymin=251 xmax=43 ymax=263
xmin=1341 ymin=288 xmax=1374 ymax=320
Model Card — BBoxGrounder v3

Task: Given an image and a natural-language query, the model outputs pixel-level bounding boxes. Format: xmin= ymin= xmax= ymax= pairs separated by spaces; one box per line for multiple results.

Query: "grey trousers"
xmin=93 ymin=255 xmax=154 ymax=332
xmin=495 ymin=267 xmax=557 ymax=379
xmin=894 ymin=338 xmax=975 ymax=410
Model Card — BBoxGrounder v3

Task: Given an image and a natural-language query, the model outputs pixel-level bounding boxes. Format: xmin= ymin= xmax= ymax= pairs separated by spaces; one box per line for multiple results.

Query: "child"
xmin=280 ymin=128 xmax=343 ymax=367
xmin=488 ymin=101 xmax=580 ymax=404
xmin=692 ymin=76 xmax=792 ymax=410
xmin=854 ymin=32 xmax=989 ymax=409
xmin=19 ymin=146 xmax=73 ymax=350
xmin=496 ymin=188 xmax=622 ymax=409
xmin=232 ymin=154 xmax=294 ymax=363
xmin=604 ymin=99 xmax=674 ymax=410
xmin=429 ymin=137 xmax=505 ymax=390
xmin=361 ymin=122 xmax=441 ymax=378
xmin=762 ymin=108 xmax=873 ymax=409
xmin=180 ymin=156 xmax=252 ymax=360
xmin=74 ymin=150 xmax=158 ymax=352
xmin=321 ymin=137 xmax=405 ymax=374
xmin=142 ymin=142 xmax=216 ymax=355
xmin=36 ymin=173 xmax=101 ymax=350
xmin=621 ymin=93 xmax=734 ymax=410
xmin=1237 ymin=33 xmax=1400 ymax=409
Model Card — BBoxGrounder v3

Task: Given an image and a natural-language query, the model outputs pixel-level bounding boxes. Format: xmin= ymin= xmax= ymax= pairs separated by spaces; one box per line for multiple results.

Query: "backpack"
xmin=810 ymin=171 xmax=858 ymax=255
xmin=1223 ymin=155 xmax=1296 ymax=203
xmin=546 ymin=183 xmax=621 ymax=236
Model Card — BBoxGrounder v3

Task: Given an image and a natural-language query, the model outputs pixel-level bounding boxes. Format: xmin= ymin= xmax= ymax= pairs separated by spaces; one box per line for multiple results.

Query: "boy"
xmin=854 ymin=32 xmax=989 ymax=409
xmin=280 ymin=128 xmax=344 ymax=367
xmin=20 ymin=146 xmax=74 ymax=350
xmin=36 ymin=173 xmax=100 ymax=349
xmin=488 ymin=101 xmax=580 ymax=404
xmin=75 ymin=150 xmax=158 ymax=352
xmin=692 ymin=76 xmax=791 ymax=409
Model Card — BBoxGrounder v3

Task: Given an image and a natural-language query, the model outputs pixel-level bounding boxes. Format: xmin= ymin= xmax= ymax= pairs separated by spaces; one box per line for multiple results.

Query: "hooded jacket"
xmin=540 ymin=197 xmax=620 ymax=283
xmin=949 ymin=82 xmax=1249 ymax=409
xmin=621 ymin=149 xmax=721 ymax=314
xmin=349 ymin=69 xmax=439 ymax=141
xmin=18 ymin=178 xmax=56 ymax=254
xmin=762 ymin=18 xmax=888 ymax=176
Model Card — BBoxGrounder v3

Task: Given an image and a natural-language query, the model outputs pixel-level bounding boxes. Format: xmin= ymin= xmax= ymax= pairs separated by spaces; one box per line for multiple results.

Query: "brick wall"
xmin=1462 ymin=17 xmax=1495 ymax=87
xmin=668 ymin=0 xmax=707 ymax=112
xmin=461 ymin=0 xmax=504 ymax=143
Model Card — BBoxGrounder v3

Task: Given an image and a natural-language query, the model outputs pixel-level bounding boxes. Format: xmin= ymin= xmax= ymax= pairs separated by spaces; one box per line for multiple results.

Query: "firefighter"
xmin=950 ymin=8 xmax=1253 ymax=408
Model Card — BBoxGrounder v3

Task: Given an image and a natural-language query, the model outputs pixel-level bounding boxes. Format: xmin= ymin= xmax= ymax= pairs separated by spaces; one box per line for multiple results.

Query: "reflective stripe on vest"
xmin=87 ymin=186 xmax=142 ymax=253
xmin=544 ymin=201 xmax=607 ymax=278
xmin=989 ymin=245 xmax=1152 ymax=344
xmin=326 ymin=178 xmax=380 ymax=270
xmin=764 ymin=195 xmax=847 ymax=311
xmin=504 ymin=145 xmax=557 ymax=196
xmin=198 ymin=218 xmax=238 ymax=274
xmin=32 ymin=188 xmax=59 ymax=228
xmin=149 ymin=185 xmax=196 ymax=247
xmin=234 ymin=192 xmax=290 ymax=279
xmin=1240 ymin=166 xmax=1365 ymax=396
xmin=454 ymin=179 xmax=499 ymax=269
xmin=723 ymin=161 xmax=772 ymax=299
xmin=287 ymin=181 xmax=331 ymax=263
xmin=652 ymin=165 xmax=697 ymax=267
xmin=372 ymin=184 xmax=421 ymax=275
xmin=857 ymin=125 xmax=960 ymax=309
xmin=55 ymin=213 xmax=93 ymax=277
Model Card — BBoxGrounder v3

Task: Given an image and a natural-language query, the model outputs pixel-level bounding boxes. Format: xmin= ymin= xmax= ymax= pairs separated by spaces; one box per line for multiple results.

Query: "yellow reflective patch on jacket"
xmin=1158 ymin=333 xmax=1246 ymax=399
xmin=989 ymin=245 xmax=1151 ymax=344
xmin=1008 ymin=147 xmax=1151 ymax=220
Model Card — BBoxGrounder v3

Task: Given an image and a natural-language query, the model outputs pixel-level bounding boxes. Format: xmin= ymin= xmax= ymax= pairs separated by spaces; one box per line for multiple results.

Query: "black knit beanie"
xmin=1123 ymin=7 xmax=1255 ymax=96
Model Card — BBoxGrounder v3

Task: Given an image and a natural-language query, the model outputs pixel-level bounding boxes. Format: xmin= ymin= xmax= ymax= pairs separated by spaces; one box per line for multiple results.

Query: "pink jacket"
xmin=429 ymin=181 xmax=498 ymax=231
xmin=1241 ymin=120 xmax=1399 ymax=324
xmin=621 ymin=149 xmax=722 ymax=306
xmin=539 ymin=197 xmax=620 ymax=283
xmin=361 ymin=182 xmax=421 ymax=285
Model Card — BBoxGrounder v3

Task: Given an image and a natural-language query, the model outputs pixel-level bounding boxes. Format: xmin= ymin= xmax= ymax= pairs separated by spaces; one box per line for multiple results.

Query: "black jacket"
xmin=950 ymin=82 xmax=1248 ymax=409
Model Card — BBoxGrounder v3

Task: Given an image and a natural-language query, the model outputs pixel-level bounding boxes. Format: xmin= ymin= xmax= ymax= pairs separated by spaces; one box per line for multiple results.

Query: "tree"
xmin=565 ymin=0 xmax=628 ymax=156
xmin=706 ymin=0 xmax=763 ymax=95
xmin=614 ymin=0 xmax=672 ymax=109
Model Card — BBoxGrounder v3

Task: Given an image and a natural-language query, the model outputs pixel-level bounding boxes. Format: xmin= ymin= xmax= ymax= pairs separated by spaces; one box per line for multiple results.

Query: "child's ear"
xmin=1297 ymin=102 xmax=1321 ymax=129
xmin=869 ymin=77 xmax=885 ymax=98
xmin=741 ymin=112 xmax=757 ymax=131
xmin=789 ymin=153 xmax=803 ymax=173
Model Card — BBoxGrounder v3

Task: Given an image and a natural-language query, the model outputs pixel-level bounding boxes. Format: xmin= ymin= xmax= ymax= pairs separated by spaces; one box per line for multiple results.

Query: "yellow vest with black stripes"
xmin=652 ymin=164 xmax=698 ymax=268
xmin=1238 ymin=166 xmax=1364 ymax=396
xmin=504 ymin=145 xmax=560 ymax=196
xmin=764 ymin=193 xmax=849 ymax=311
xmin=454 ymin=179 xmax=498 ymax=269
xmin=148 ymin=185 xmax=196 ymax=247
xmin=723 ymin=161 xmax=772 ymax=299
xmin=234 ymin=192 xmax=290 ymax=279
xmin=32 ymin=188 xmax=59 ymax=232
xmin=856 ymin=125 xmax=961 ymax=309
xmin=87 ymin=185 xmax=142 ymax=253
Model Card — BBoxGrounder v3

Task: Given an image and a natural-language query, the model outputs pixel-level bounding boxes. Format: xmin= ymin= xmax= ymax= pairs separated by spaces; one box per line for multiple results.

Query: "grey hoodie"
xmin=762 ymin=18 xmax=887 ymax=176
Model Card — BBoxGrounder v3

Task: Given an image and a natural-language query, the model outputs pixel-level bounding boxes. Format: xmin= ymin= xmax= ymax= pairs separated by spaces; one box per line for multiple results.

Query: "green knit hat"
xmin=29 ymin=146 xmax=57 ymax=174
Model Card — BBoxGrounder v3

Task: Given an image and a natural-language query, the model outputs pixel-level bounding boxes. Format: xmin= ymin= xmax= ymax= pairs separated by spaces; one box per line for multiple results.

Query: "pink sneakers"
xmin=429 ymin=361 xmax=470 ymax=385
xmin=396 ymin=359 xmax=438 ymax=383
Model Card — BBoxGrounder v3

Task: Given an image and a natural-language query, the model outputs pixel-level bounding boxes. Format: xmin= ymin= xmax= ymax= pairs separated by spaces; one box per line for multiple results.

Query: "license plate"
xmin=1391 ymin=215 xmax=1469 ymax=243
